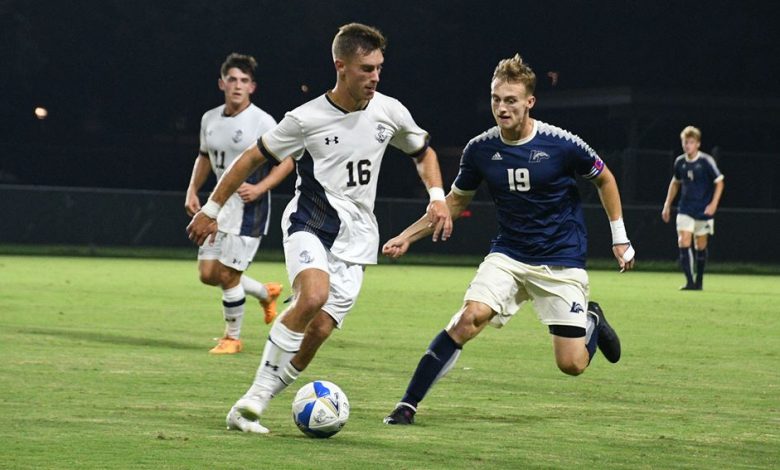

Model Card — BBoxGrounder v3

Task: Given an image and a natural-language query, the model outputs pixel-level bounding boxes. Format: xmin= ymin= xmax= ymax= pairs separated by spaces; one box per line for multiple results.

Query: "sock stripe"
xmin=223 ymin=298 xmax=246 ymax=308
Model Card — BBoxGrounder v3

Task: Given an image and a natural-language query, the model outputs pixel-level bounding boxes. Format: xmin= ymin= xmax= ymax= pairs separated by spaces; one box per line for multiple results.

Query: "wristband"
xmin=428 ymin=187 xmax=446 ymax=202
xmin=609 ymin=218 xmax=629 ymax=245
xmin=201 ymin=199 xmax=221 ymax=219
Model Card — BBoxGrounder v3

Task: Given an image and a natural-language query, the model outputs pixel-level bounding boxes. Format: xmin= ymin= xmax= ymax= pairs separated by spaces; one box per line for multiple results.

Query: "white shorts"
xmin=462 ymin=253 xmax=590 ymax=329
xmin=676 ymin=214 xmax=715 ymax=236
xmin=197 ymin=231 xmax=261 ymax=272
xmin=283 ymin=231 xmax=365 ymax=328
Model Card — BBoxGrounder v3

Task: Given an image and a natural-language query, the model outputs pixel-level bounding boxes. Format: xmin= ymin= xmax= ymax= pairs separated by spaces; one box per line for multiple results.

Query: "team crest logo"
xmin=529 ymin=150 xmax=550 ymax=163
xmin=569 ymin=302 xmax=584 ymax=314
xmin=375 ymin=124 xmax=390 ymax=143
xmin=232 ymin=129 xmax=243 ymax=143
xmin=299 ymin=250 xmax=314 ymax=264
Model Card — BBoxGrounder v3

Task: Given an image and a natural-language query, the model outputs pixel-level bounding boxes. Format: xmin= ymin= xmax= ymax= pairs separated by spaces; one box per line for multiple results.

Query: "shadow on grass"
xmin=21 ymin=327 xmax=203 ymax=350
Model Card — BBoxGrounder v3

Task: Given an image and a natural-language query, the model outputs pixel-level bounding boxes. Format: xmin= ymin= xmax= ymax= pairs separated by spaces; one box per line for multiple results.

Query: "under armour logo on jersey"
xmin=375 ymin=124 xmax=390 ymax=143
xmin=264 ymin=361 xmax=279 ymax=372
xmin=570 ymin=302 xmax=584 ymax=313
xmin=530 ymin=150 xmax=550 ymax=163
xmin=491 ymin=152 xmax=503 ymax=161
xmin=232 ymin=129 xmax=243 ymax=143
xmin=325 ymin=136 xmax=339 ymax=145
xmin=299 ymin=250 xmax=314 ymax=264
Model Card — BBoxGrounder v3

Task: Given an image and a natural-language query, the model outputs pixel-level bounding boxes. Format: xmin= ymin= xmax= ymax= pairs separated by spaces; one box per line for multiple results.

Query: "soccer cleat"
xmin=383 ymin=403 xmax=416 ymax=425
xmin=260 ymin=282 xmax=283 ymax=324
xmin=209 ymin=336 xmax=243 ymax=355
xmin=226 ymin=406 xmax=269 ymax=434
xmin=680 ymin=284 xmax=702 ymax=291
xmin=587 ymin=302 xmax=621 ymax=363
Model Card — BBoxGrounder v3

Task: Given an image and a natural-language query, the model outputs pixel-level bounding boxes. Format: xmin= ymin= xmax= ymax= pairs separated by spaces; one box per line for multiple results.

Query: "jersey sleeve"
xmin=452 ymin=144 xmax=481 ymax=195
xmin=388 ymin=101 xmax=429 ymax=157
xmin=672 ymin=157 xmax=684 ymax=181
xmin=573 ymin=141 xmax=604 ymax=180
xmin=258 ymin=112 xmax=305 ymax=165
xmin=704 ymin=156 xmax=724 ymax=182
xmin=198 ymin=113 xmax=208 ymax=156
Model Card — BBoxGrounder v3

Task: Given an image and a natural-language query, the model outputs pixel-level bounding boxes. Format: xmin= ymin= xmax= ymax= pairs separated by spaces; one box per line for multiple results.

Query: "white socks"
xmin=222 ymin=285 xmax=246 ymax=339
xmin=241 ymin=275 xmax=269 ymax=300
xmin=244 ymin=320 xmax=304 ymax=401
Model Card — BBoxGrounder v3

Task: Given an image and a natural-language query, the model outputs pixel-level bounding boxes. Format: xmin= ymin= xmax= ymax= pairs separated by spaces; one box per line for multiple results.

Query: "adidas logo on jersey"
xmin=491 ymin=152 xmax=503 ymax=161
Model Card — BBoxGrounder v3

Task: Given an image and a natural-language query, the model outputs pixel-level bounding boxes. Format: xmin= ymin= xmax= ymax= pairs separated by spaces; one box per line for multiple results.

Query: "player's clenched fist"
xmin=186 ymin=212 xmax=218 ymax=246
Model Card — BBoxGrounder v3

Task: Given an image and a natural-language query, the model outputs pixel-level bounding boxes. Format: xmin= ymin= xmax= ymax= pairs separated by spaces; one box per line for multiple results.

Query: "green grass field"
xmin=1 ymin=255 xmax=778 ymax=469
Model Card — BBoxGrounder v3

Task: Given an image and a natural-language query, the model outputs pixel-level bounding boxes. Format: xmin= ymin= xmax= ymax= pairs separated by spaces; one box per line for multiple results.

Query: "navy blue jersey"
xmin=453 ymin=121 xmax=605 ymax=268
xmin=673 ymin=152 xmax=723 ymax=220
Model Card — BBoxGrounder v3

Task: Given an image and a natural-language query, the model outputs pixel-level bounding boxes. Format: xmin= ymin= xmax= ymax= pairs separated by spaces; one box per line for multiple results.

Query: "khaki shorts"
xmin=198 ymin=231 xmax=261 ymax=272
xmin=462 ymin=253 xmax=590 ymax=329
xmin=283 ymin=231 xmax=365 ymax=328
xmin=676 ymin=214 xmax=715 ymax=236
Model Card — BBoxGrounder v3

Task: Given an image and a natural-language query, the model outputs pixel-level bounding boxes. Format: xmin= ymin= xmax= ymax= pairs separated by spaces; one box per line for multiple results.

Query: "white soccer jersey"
xmin=259 ymin=92 xmax=429 ymax=264
xmin=199 ymin=103 xmax=277 ymax=236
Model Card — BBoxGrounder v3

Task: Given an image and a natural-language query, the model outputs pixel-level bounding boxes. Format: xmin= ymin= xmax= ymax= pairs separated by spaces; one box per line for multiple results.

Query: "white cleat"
xmin=226 ymin=406 xmax=269 ymax=434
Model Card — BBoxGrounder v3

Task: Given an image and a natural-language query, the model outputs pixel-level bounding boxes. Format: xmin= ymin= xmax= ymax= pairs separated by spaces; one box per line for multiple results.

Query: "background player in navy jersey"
xmin=662 ymin=126 xmax=724 ymax=290
xmin=382 ymin=54 xmax=634 ymax=425
xmin=185 ymin=53 xmax=293 ymax=354
xmin=187 ymin=24 xmax=452 ymax=433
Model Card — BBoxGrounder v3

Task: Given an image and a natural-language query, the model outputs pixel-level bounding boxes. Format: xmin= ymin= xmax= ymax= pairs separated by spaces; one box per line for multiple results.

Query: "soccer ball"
xmin=292 ymin=380 xmax=350 ymax=438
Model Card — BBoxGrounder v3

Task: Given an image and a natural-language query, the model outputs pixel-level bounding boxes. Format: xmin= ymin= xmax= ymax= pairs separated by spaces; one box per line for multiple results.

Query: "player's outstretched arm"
xmin=237 ymin=157 xmax=296 ymax=203
xmin=413 ymin=147 xmax=453 ymax=242
xmin=186 ymin=143 xmax=268 ymax=246
xmin=185 ymin=154 xmax=212 ymax=217
xmin=661 ymin=178 xmax=680 ymax=223
xmin=382 ymin=191 xmax=472 ymax=259
xmin=591 ymin=167 xmax=635 ymax=272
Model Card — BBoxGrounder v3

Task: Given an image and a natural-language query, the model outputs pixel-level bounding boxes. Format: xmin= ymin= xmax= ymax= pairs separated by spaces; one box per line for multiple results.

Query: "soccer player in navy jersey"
xmin=662 ymin=126 xmax=724 ymax=290
xmin=382 ymin=54 xmax=635 ymax=425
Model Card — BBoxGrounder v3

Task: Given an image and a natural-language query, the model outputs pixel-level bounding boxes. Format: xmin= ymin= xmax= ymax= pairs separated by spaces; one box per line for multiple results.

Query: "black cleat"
xmin=588 ymin=302 xmax=621 ymax=363
xmin=383 ymin=403 xmax=416 ymax=425
xmin=680 ymin=284 xmax=701 ymax=291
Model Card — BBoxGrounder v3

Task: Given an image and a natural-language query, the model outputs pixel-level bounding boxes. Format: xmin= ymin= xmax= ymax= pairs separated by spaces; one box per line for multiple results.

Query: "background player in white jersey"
xmin=661 ymin=126 xmax=724 ymax=290
xmin=381 ymin=54 xmax=634 ymax=425
xmin=185 ymin=53 xmax=294 ymax=355
xmin=186 ymin=24 xmax=452 ymax=433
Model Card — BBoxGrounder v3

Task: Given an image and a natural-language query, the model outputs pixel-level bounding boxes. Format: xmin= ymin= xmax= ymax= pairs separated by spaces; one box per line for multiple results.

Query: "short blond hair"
xmin=680 ymin=126 xmax=702 ymax=142
xmin=492 ymin=54 xmax=536 ymax=95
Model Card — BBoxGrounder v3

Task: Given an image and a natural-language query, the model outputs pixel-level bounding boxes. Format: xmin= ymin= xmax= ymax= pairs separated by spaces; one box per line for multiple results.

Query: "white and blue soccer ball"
xmin=292 ymin=380 xmax=349 ymax=438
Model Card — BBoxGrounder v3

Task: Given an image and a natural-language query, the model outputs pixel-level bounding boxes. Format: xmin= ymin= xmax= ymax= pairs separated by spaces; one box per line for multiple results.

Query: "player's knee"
xmin=307 ymin=316 xmax=335 ymax=343
xmin=295 ymin=290 xmax=329 ymax=314
xmin=198 ymin=270 xmax=220 ymax=286
xmin=449 ymin=308 xmax=485 ymax=343
xmin=557 ymin=360 xmax=586 ymax=376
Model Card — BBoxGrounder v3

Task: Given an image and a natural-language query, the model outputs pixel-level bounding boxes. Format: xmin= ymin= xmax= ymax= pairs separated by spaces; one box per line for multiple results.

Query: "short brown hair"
xmin=220 ymin=53 xmax=258 ymax=81
xmin=332 ymin=23 xmax=386 ymax=60
xmin=492 ymin=54 xmax=536 ymax=95
xmin=680 ymin=125 xmax=702 ymax=142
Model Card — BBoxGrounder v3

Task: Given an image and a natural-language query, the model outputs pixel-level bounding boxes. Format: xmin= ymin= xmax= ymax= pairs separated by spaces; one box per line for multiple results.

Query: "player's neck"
xmin=223 ymin=100 xmax=251 ymax=117
xmin=685 ymin=151 xmax=699 ymax=160
xmin=500 ymin=117 xmax=535 ymax=142
xmin=327 ymin=88 xmax=366 ymax=113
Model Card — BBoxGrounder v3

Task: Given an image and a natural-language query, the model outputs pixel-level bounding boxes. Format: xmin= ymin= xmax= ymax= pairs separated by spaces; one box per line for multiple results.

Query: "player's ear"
xmin=526 ymin=94 xmax=536 ymax=110
xmin=248 ymin=81 xmax=257 ymax=95
xmin=218 ymin=78 xmax=226 ymax=91
xmin=334 ymin=58 xmax=346 ymax=74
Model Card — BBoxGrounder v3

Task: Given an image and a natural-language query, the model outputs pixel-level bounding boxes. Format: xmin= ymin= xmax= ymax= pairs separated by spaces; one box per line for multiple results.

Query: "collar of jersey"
xmin=684 ymin=151 xmax=701 ymax=162
xmin=325 ymin=92 xmax=369 ymax=114
xmin=221 ymin=103 xmax=252 ymax=118
xmin=499 ymin=119 xmax=537 ymax=146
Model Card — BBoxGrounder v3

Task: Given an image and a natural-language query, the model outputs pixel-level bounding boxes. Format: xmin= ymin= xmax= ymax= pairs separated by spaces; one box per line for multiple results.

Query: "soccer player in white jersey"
xmin=381 ymin=54 xmax=635 ymax=425
xmin=185 ymin=53 xmax=294 ymax=355
xmin=661 ymin=126 xmax=724 ymax=290
xmin=186 ymin=24 xmax=452 ymax=433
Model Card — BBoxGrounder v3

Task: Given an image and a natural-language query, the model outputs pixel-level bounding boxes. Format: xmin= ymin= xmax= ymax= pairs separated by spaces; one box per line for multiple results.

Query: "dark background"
xmin=2 ymin=0 xmax=779 ymax=206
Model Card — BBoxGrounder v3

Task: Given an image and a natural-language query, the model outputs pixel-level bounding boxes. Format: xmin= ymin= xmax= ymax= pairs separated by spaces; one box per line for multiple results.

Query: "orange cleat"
xmin=261 ymin=282 xmax=283 ymax=324
xmin=209 ymin=336 xmax=243 ymax=355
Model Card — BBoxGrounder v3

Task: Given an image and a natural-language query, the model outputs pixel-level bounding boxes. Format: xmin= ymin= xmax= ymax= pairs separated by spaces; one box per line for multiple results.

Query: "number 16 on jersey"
xmin=508 ymin=168 xmax=530 ymax=192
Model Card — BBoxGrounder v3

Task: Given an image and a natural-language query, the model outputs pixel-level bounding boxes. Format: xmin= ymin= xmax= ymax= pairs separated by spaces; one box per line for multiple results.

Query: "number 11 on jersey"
xmin=508 ymin=168 xmax=531 ymax=192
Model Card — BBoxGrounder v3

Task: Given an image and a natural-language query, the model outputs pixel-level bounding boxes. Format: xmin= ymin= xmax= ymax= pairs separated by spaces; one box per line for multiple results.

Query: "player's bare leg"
xmin=228 ymin=268 xmax=329 ymax=433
